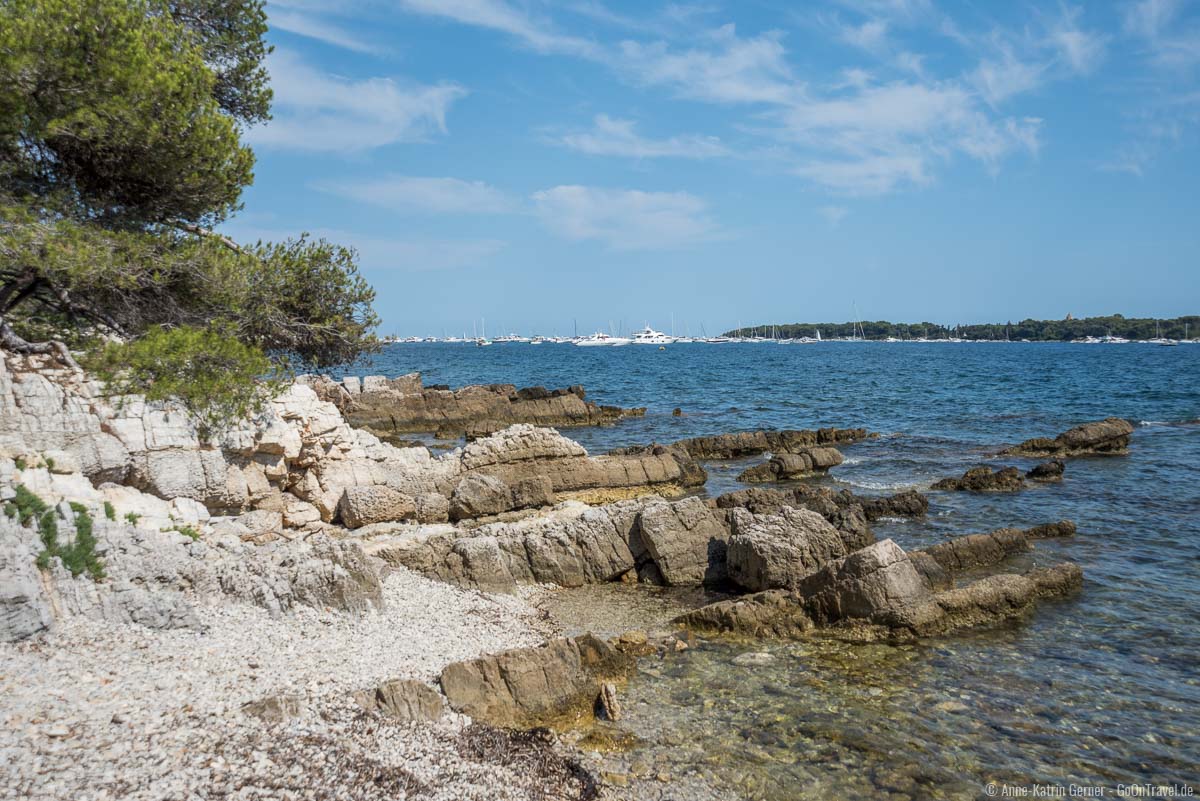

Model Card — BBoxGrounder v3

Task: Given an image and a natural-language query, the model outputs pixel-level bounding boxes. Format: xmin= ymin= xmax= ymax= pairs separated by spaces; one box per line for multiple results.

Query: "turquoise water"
xmin=346 ymin=342 xmax=1200 ymax=799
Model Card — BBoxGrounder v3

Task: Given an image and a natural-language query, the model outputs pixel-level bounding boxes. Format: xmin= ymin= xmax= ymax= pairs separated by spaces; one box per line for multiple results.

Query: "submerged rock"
xmin=674 ymin=590 xmax=814 ymax=639
xmin=1000 ymin=417 xmax=1135 ymax=457
xmin=735 ymin=447 xmax=845 ymax=483
xmin=915 ymin=521 xmax=1076 ymax=573
xmin=439 ymin=633 xmax=634 ymax=728
xmin=1026 ymin=459 xmax=1066 ymax=482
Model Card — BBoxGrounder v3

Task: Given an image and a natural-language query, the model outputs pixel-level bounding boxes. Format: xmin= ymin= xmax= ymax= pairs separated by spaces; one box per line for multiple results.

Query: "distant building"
xmin=1065 ymin=313 xmax=1074 ymax=320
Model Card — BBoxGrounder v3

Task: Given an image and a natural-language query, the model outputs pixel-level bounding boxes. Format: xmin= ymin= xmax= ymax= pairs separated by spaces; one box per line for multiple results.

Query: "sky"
xmin=222 ymin=0 xmax=1200 ymax=337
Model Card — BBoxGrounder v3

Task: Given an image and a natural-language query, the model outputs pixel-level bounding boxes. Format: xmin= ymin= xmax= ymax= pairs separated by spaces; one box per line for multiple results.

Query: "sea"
xmin=340 ymin=341 xmax=1200 ymax=800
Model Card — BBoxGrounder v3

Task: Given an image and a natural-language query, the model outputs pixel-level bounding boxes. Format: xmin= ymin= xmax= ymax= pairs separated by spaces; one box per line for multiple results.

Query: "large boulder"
xmin=1001 ymin=417 xmax=1134 ymax=457
xmin=726 ymin=507 xmax=848 ymax=592
xmin=439 ymin=634 xmax=634 ymax=728
xmin=635 ymin=497 xmax=728 ymax=585
xmin=449 ymin=474 xmax=513 ymax=521
xmin=793 ymin=539 xmax=938 ymax=632
xmin=338 ymin=485 xmax=416 ymax=528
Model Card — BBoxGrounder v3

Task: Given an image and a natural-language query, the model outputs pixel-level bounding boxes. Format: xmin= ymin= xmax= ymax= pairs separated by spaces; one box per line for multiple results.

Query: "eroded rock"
xmin=736 ymin=447 xmax=845 ymax=483
xmin=1001 ymin=418 xmax=1135 ymax=457
xmin=932 ymin=466 xmax=1024 ymax=492
xmin=439 ymin=634 xmax=634 ymax=728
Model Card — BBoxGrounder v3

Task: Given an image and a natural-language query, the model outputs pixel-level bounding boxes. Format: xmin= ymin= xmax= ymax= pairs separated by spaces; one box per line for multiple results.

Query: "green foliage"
xmin=89 ymin=325 xmax=279 ymax=437
xmin=173 ymin=525 xmax=201 ymax=541
xmin=104 ymin=501 xmax=116 ymax=521
xmin=6 ymin=485 xmax=104 ymax=580
xmin=46 ymin=456 xmax=56 ymax=470
xmin=13 ymin=456 xmax=26 ymax=470
xmin=0 ymin=0 xmax=255 ymax=225
xmin=727 ymin=315 xmax=1200 ymax=342
xmin=7 ymin=484 xmax=48 ymax=526
xmin=0 ymin=0 xmax=378 ymax=433
xmin=125 ymin=512 xmax=141 ymax=525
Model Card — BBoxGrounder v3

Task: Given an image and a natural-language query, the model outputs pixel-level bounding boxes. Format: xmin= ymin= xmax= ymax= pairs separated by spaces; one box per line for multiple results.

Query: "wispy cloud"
xmin=616 ymin=24 xmax=797 ymax=104
xmin=1046 ymin=6 xmax=1108 ymax=75
xmin=532 ymin=185 xmax=719 ymax=250
xmin=839 ymin=18 xmax=889 ymax=53
xmin=395 ymin=0 xmax=602 ymax=57
xmin=557 ymin=114 xmax=728 ymax=158
xmin=971 ymin=50 xmax=1046 ymax=106
xmin=267 ymin=7 xmax=380 ymax=53
xmin=315 ymin=175 xmax=513 ymax=213
xmin=246 ymin=51 xmax=466 ymax=152
xmin=1123 ymin=0 xmax=1183 ymax=39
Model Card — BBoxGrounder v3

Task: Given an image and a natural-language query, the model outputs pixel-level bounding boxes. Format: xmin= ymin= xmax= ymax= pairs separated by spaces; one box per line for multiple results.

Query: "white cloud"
xmin=794 ymin=154 xmax=928 ymax=194
xmin=1047 ymin=7 xmax=1108 ymax=75
xmin=616 ymin=25 xmax=797 ymax=104
xmin=558 ymin=115 xmax=728 ymax=158
xmin=246 ymin=51 xmax=466 ymax=152
xmin=1123 ymin=0 xmax=1182 ymax=39
xmin=267 ymin=7 xmax=379 ymax=53
xmin=971 ymin=51 xmax=1046 ymax=106
xmin=395 ymin=0 xmax=602 ymax=57
xmin=315 ymin=175 xmax=513 ymax=213
xmin=840 ymin=19 xmax=889 ymax=52
xmin=531 ymin=185 xmax=718 ymax=250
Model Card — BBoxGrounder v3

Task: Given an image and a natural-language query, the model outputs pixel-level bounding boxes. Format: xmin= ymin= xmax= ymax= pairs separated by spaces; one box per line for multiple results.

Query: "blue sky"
xmin=223 ymin=0 xmax=1200 ymax=337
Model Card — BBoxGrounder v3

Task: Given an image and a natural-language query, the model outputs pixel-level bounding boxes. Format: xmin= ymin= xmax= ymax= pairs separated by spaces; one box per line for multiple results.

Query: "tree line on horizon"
xmin=725 ymin=315 xmax=1200 ymax=341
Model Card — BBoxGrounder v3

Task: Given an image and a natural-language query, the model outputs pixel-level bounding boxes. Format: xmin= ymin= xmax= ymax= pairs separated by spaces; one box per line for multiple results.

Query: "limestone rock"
xmin=354 ymin=679 xmax=444 ymax=722
xmin=635 ymin=497 xmax=728 ymax=585
xmin=932 ymin=466 xmax=1025 ymax=492
xmin=736 ymin=447 xmax=845 ymax=482
xmin=726 ymin=507 xmax=848 ymax=592
xmin=338 ymin=486 xmax=416 ymax=528
xmin=242 ymin=694 xmax=306 ymax=722
xmin=439 ymin=634 xmax=634 ymax=728
xmin=674 ymin=590 xmax=814 ymax=639
xmin=449 ymin=474 xmax=513 ymax=521
xmin=0 ymin=532 xmax=53 ymax=642
xmin=1001 ymin=417 xmax=1134 ymax=457
xmin=794 ymin=539 xmax=936 ymax=631
xmin=663 ymin=428 xmax=875 ymax=459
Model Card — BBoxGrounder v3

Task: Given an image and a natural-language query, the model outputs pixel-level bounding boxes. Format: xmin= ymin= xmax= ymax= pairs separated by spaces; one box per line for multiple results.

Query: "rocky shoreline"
xmin=1 ymin=356 xmax=1120 ymax=800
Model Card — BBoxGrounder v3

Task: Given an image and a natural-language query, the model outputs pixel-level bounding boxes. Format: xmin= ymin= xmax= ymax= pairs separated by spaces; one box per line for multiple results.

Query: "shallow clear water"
xmin=345 ymin=342 xmax=1200 ymax=799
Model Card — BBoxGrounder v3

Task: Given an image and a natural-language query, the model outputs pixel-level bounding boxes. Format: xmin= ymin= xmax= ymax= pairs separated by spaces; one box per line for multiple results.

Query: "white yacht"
xmin=574 ymin=332 xmax=631 ymax=347
xmin=631 ymin=325 xmax=675 ymax=345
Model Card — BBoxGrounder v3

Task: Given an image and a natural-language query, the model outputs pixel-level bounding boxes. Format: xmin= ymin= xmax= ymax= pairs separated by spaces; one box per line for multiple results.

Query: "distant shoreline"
xmin=724 ymin=315 xmax=1199 ymax=342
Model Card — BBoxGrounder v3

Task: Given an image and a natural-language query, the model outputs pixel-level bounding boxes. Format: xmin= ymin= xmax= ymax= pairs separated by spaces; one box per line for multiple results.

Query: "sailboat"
xmin=476 ymin=318 xmax=492 ymax=347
